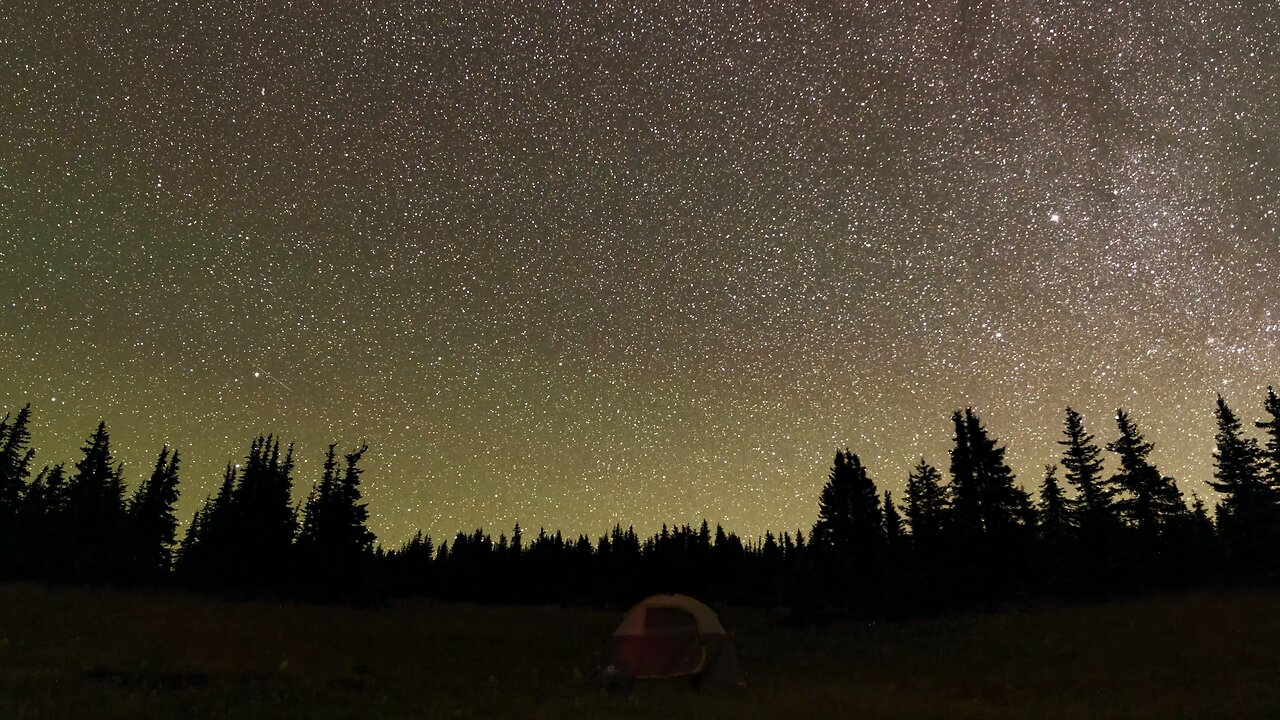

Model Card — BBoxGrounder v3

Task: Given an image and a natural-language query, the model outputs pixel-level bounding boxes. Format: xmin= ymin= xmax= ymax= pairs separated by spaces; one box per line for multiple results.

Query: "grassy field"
xmin=2 ymin=583 xmax=1279 ymax=719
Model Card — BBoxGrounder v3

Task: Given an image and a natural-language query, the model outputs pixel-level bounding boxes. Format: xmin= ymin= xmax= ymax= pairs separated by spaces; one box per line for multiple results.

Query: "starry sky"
xmin=2 ymin=2 xmax=1277 ymax=544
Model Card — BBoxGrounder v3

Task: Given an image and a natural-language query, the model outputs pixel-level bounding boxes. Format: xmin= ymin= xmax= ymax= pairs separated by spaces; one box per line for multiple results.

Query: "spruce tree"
xmin=336 ymin=444 xmax=375 ymax=555
xmin=305 ymin=446 xmax=373 ymax=552
xmin=230 ymin=436 xmax=298 ymax=588
xmin=1255 ymin=387 xmax=1280 ymax=491
xmin=18 ymin=463 xmax=66 ymax=578
xmin=1186 ymin=492 xmax=1218 ymax=557
xmin=1035 ymin=464 xmax=1073 ymax=587
xmin=1190 ymin=493 xmax=1213 ymax=532
xmin=0 ymin=404 xmax=35 ymax=517
xmin=204 ymin=464 xmax=238 ymax=548
xmin=1208 ymin=396 xmax=1275 ymax=555
xmin=883 ymin=491 xmax=904 ymax=547
xmin=963 ymin=409 xmax=1035 ymax=535
xmin=1037 ymin=464 xmax=1074 ymax=542
xmin=0 ymin=405 xmax=36 ymax=574
xmin=127 ymin=447 xmax=182 ymax=581
xmin=22 ymin=465 xmax=59 ymax=515
xmin=182 ymin=463 xmax=239 ymax=586
xmin=297 ymin=443 xmax=375 ymax=594
xmin=175 ymin=505 xmax=205 ymax=576
xmin=1108 ymin=409 xmax=1186 ymax=536
xmin=298 ymin=444 xmax=340 ymax=550
xmin=948 ymin=411 xmax=981 ymax=537
xmin=811 ymin=449 xmax=882 ymax=556
xmin=64 ymin=422 xmax=128 ymax=580
xmin=179 ymin=436 xmax=299 ymax=591
xmin=1059 ymin=408 xmax=1116 ymax=533
xmin=762 ymin=530 xmax=781 ymax=562
xmin=903 ymin=459 xmax=947 ymax=543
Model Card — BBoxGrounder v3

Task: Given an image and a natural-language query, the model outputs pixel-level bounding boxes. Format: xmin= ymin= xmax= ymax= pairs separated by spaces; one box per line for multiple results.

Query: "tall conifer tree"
xmin=1037 ymin=464 xmax=1074 ymax=542
xmin=1255 ymin=387 xmax=1280 ymax=491
xmin=883 ymin=491 xmax=904 ymax=548
xmin=0 ymin=405 xmax=35 ymax=517
xmin=18 ymin=463 xmax=67 ymax=577
xmin=1059 ymin=408 xmax=1116 ymax=533
xmin=948 ymin=412 xmax=981 ymax=536
xmin=64 ymin=422 xmax=128 ymax=579
xmin=127 ymin=447 xmax=182 ymax=580
xmin=298 ymin=444 xmax=340 ymax=550
xmin=1108 ymin=410 xmax=1186 ymax=536
xmin=903 ymin=459 xmax=947 ymax=543
xmin=811 ymin=449 xmax=882 ymax=556
xmin=0 ymin=405 xmax=36 ymax=574
xmin=962 ymin=409 xmax=1035 ymax=534
xmin=1208 ymin=396 xmax=1274 ymax=548
xmin=230 ymin=436 xmax=298 ymax=587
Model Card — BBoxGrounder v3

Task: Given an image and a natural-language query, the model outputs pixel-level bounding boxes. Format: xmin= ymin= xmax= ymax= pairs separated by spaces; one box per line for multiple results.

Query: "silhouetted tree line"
xmin=3 ymin=389 xmax=1280 ymax=613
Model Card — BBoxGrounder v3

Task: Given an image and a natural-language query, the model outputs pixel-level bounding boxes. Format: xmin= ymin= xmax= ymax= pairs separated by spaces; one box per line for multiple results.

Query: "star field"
xmin=1 ymin=2 xmax=1277 ymax=543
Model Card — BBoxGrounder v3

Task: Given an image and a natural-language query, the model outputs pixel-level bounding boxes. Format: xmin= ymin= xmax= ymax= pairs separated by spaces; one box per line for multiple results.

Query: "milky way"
xmin=2 ymin=2 xmax=1277 ymax=543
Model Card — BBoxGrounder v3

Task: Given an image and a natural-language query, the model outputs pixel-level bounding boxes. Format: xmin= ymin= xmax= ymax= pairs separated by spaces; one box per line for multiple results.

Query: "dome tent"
xmin=603 ymin=594 xmax=746 ymax=688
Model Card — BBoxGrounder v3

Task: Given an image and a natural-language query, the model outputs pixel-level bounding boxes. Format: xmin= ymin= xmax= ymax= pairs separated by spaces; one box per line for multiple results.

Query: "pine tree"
xmin=175 ymin=506 xmax=205 ymax=574
xmin=903 ymin=459 xmax=947 ymax=543
xmin=1059 ymin=408 xmax=1116 ymax=533
xmin=205 ymin=464 xmax=238 ymax=548
xmin=64 ymin=422 xmax=128 ymax=580
xmin=1255 ymin=387 xmax=1280 ymax=491
xmin=298 ymin=444 xmax=339 ymax=551
xmin=882 ymin=491 xmax=904 ymax=547
xmin=811 ymin=449 xmax=882 ymax=556
xmin=230 ymin=436 xmax=298 ymax=588
xmin=1208 ymin=396 xmax=1275 ymax=553
xmin=126 ymin=447 xmax=182 ymax=581
xmin=0 ymin=405 xmax=36 ymax=575
xmin=1187 ymin=493 xmax=1217 ymax=551
xmin=19 ymin=465 xmax=48 ymax=520
xmin=1108 ymin=409 xmax=1186 ymax=536
xmin=948 ymin=411 xmax=980 ymax=537
xmin=22 ymin=464 xmax=62 ymax=513
xmin=296 ymin=443 xmax=375 ymax=595
xmin=0 ymin=404 xmax=35 ymax=517
xmin=179 ymin=437 xmax=298 ymax=590
xmin=336 ymin=443 xmax=375 ymax=555
xmin=175 ymin=461 xmax=237 ymax=586
xmin=17 ymin=463 xmax=66 ymax=578
xmin=762 ymin=530 xmax=781 ymax=563
xmin=963 ymin=409 xmax=1035 ymax=535
xmin=1036 ymin=465 xmax=1074 ymax=541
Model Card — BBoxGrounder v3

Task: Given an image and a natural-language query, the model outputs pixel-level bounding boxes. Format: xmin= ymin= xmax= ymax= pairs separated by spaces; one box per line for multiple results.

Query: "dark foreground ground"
xmin=2 ymin=583 xmax=1279 ymax=719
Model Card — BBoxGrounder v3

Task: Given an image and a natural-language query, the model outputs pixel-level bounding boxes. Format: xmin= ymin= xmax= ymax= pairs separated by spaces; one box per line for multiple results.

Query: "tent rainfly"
xmin=603 ymin=593 xmax=746 ymax=688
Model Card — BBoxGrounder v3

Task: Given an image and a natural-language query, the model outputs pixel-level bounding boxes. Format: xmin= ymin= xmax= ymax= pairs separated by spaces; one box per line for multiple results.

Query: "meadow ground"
xmin=2 ymin=583 xmax=1279 ymax=719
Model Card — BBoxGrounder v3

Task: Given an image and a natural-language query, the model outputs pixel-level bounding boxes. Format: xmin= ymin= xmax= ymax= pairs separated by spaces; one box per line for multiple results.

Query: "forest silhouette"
xmin=2 ymin=390 xmax=1280 ymax=615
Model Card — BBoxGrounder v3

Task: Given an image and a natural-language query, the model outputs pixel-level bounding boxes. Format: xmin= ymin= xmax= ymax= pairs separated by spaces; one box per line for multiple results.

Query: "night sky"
xmin=2 ymin=2 xmax=1277 ymax=544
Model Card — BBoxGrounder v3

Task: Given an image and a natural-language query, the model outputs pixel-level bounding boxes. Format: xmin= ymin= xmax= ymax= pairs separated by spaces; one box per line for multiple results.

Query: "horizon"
xmin=4 ymin=394 xmax=1269 ymax=545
